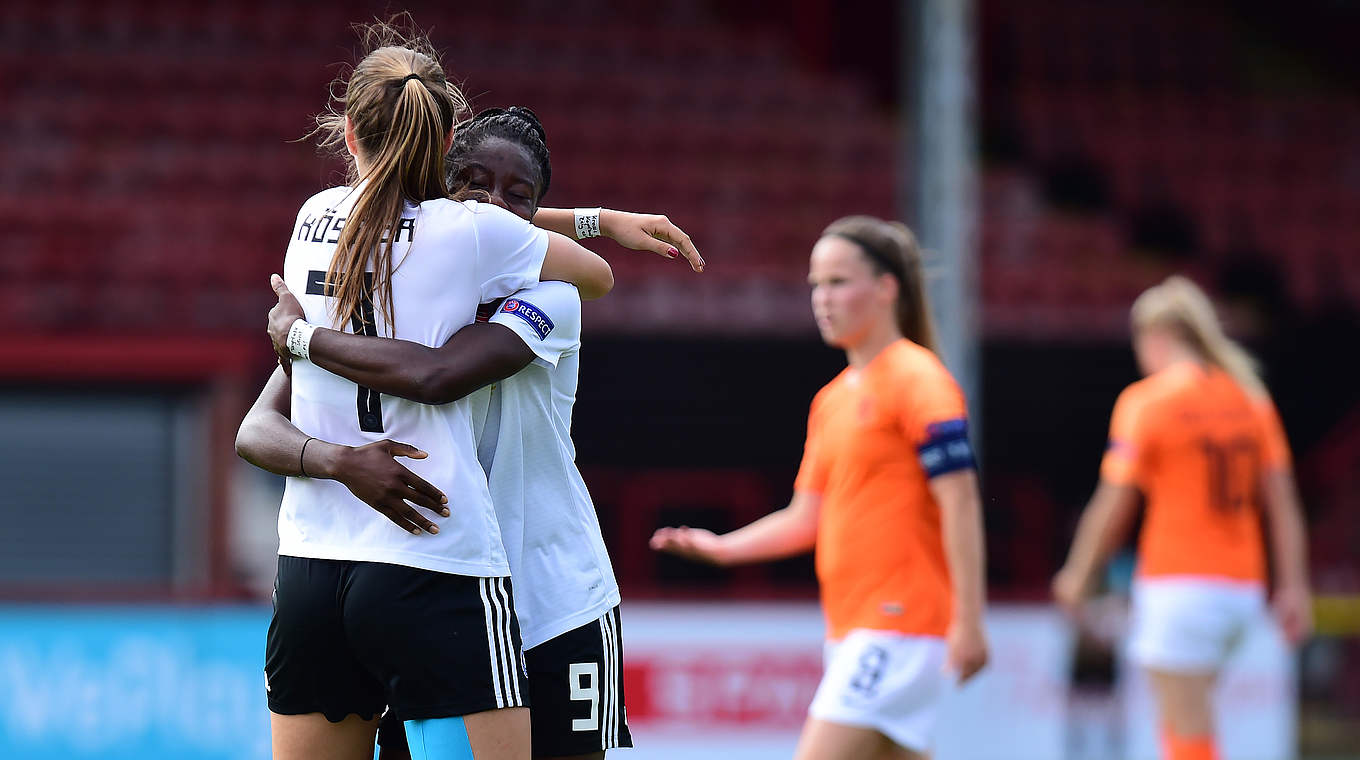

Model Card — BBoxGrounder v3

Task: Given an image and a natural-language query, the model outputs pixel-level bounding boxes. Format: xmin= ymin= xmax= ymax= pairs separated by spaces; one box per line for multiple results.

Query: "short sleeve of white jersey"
xmin=469 ymin=201 xmax=549 ymax=302
xmin=488 ymin=281 xmax=582 ymax=367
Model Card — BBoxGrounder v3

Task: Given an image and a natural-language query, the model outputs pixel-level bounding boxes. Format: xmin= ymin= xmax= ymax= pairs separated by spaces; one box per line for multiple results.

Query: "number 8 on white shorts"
xmin=809 ymin=629 xmax=951 ymax=754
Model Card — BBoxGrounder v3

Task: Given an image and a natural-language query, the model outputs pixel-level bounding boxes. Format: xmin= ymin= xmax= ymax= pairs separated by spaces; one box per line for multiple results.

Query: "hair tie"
xmin=399 ymin=73 xmax=423 ymax=86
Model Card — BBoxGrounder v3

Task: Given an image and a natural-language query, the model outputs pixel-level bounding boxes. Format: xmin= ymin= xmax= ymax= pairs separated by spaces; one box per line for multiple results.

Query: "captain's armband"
xmin=917 ymin=418 xmax=975 ymax=478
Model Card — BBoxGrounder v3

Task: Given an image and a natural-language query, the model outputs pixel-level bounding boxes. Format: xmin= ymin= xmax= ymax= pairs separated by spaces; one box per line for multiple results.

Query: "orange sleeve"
xmin=793 ymin=395 xmax=828 ymax=493
xmin=898 ymin=360 xmax=975 ymax=478
xmin=899 ymin=361 xmax=969 ymax=447
xmin=1253 ymin=396 xmax=1292 ymax=470
xmin=1100 ymin=387 xmax=1149 ymax=486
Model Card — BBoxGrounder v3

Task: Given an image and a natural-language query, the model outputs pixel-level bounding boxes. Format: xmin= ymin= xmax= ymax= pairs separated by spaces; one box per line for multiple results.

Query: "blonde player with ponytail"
xmin=653 ymin=216 xmax=989 ymax=760
xmin=1054 ymin=276 xmax=1312 ymax=760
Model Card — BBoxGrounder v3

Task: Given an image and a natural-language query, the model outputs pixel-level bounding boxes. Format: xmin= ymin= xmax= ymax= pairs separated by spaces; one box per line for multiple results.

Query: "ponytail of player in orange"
xmin=1130 ymin=275 xmax=1265 ymax=397
xmin=821 ymin=216 xmax=939 ymax=353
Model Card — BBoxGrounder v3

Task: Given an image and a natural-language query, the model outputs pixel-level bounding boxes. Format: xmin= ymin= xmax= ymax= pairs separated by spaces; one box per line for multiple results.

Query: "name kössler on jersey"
xmin=297 ymin=210 xmax=416 ymax=246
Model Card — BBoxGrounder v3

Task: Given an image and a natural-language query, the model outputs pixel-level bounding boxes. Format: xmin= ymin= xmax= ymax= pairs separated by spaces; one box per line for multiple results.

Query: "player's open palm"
xmin=649 ymin=526 xmax=726 ymax=566
xmin=335 ymin=440 xmax=450 ymax=536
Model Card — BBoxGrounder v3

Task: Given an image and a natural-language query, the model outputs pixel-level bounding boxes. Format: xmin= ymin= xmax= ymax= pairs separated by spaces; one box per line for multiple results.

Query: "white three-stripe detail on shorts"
xmin=493 ymin=578 xmax=523 ymax=706
xmin=610 ymin=609 xmax=623 ymax=747
xmin=599 ymin=610 xmax=619 ymax=749
xmin=612 ymin=611 xmax=622 ymax=750
xmin=478 ymin=579 xmax=505 ymax=708
xmin=597 ymin=613 xmax=610 ymax=749
xmin=610 ymin=609 xmax=622 ymax=746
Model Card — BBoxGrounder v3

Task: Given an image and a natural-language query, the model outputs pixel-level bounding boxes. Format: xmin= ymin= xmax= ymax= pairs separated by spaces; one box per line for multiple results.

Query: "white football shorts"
xmin=1128 ymin=575 xmax=1267 ymax=672
xmin=807 ymin=628 xmax=949 ymax=753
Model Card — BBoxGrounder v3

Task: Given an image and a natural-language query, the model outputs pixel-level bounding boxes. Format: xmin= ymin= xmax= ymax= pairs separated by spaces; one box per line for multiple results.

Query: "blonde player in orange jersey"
xmin=652 ymin=215 xmax=989 ymax=760
xmin=1053 ymin=276 xmax=1313 ymax=760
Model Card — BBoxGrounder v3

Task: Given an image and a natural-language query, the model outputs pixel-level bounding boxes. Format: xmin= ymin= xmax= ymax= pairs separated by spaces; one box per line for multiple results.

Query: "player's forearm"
xmin=714 ymin=495 xmax=819 ymax=566
xmin=534 ymin=207 xmax=620 ymax=240
xmin=308 ymin=323 xmax=533 ymax=406
xmin=234 ymin=369 xmax=353 ymax=479
xmin=1263 ymin=469 xmax=1311 ymax=591
xmin=235 ymin=368 xmax=307 ymax=476
xmin=236 ymin=412 xmax=349 ymax=480
xmin=306 ymin=329 xmax=444 ymax=404
xmin=936 ymin=472 xmax=987 ymax=625
xmin=1062 ymin=501 xmax=1109 ymax=583
xmin=1062 ymin=481 xmax=1137 ymax=583
xmin=533 ymin=208 xmax=581 ymax=238
xmin=236 ymin=407 xmax=311 ymax=476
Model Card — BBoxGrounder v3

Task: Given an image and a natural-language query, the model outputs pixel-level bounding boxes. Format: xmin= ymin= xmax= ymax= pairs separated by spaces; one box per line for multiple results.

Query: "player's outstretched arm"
xmin=650 ymin=490 xmax=821 ymax=566
xmin=534 ymin=207 xmax=705 ymax=273
xmin=268 ymin=275 xmax=535 ymax=406
xmin=233 ymin=366 xmax=449 ymax=536
xmin=932 ymin=469 xmax=990 ymax=682
xmin=1052 ymin=480 xmax=1140 ymax=612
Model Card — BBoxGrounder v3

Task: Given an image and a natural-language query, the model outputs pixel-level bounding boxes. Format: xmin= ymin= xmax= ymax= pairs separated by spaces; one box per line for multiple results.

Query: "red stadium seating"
xmin=1 ymin=0 xmax=904 ymax=335
xmin=4 ymin=0 xmax=1355 ymax=337
xmin=979 ymin=0 xmax=1360 ymax=333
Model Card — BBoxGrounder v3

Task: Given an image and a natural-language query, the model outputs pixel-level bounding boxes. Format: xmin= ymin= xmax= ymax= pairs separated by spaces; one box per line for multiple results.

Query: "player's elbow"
xmin=576 ymin=259 xmax=614 ymax=301
xmin=407 ymin=365 xmax=460 ymax=405
xmin=414 ymin=362 xmax=489 ymax=405
xmin=233 ymin=420 xmax=258 ymax=464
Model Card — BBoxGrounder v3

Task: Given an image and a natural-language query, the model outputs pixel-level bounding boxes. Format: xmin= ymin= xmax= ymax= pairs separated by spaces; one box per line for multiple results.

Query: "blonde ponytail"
xmin=1131 ymin=275 xmax=1266 ymax=397
xmin=309 ymin=18 xmax=470 ymax=335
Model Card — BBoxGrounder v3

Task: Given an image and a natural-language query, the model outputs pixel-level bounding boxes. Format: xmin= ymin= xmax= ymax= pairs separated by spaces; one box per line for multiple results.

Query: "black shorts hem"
xmin=267 ymin=698 xmax=383 ymax=724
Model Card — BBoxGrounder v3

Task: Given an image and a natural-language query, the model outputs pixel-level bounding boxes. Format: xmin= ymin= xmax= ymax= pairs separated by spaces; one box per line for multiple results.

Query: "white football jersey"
xmin=468 ymin=281 xmax=621 ymax=649
xmin=278 ymin=185 xmax=548 ymax=577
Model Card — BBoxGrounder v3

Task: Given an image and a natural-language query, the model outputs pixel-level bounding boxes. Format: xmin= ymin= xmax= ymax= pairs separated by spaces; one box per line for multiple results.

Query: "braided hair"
xmin=447 ymin=106 xmax=551 ymax=201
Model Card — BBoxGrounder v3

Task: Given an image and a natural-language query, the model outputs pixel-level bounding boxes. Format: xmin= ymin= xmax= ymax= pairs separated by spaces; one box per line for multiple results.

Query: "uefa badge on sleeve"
xmin=502 ymin=298 xmax=555 ymax=340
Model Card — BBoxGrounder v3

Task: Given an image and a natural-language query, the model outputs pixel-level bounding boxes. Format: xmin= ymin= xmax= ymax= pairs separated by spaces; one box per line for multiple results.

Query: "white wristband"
xmin=286 ymin=319 xmax=317 ymax=360
xmin=574 ymin=207 xmax=602 ymax=239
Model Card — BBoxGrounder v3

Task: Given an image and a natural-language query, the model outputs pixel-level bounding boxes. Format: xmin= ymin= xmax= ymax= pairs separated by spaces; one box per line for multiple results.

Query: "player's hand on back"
xmin=599 ymin=210 xmax=705 ymax=272
xmin=268 ymin=274 xmax=306 ymax=365
xmin=330 ymin=440 xmax=450 ymax=536
xmin=649 ymin=526 xmax=727 ymax=566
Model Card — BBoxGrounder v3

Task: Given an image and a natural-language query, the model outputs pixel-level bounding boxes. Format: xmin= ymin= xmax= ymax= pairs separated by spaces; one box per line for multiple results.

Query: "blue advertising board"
xmin=0 ymin=605 xmax=272 ymax=759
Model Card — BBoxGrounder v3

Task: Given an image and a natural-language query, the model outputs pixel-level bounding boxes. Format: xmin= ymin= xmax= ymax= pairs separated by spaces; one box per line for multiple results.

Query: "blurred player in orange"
xmin=1053 ymin=276 xmax=1312 ymax=760
xmin=652 ymin=216 xmax=988 ymax=760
